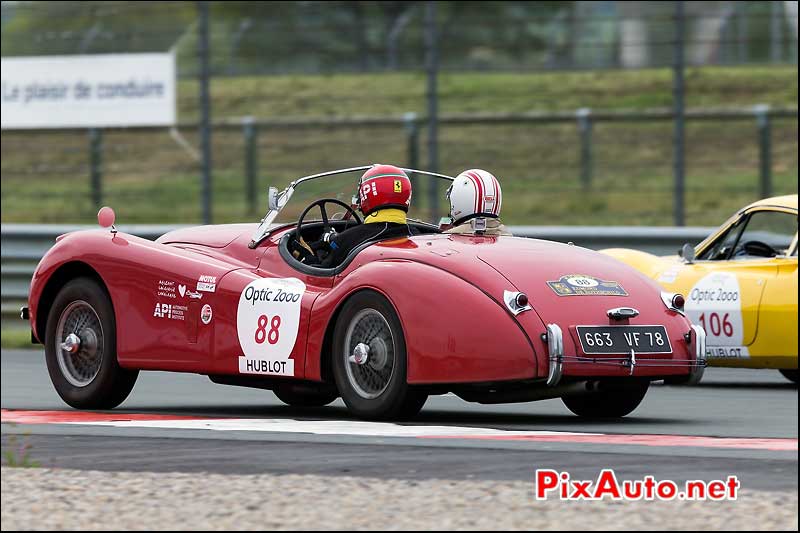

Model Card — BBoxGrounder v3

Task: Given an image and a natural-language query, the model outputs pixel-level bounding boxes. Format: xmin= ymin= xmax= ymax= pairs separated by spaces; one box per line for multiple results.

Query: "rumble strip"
xmin=1 ymin=410 xmax=796 ymax=452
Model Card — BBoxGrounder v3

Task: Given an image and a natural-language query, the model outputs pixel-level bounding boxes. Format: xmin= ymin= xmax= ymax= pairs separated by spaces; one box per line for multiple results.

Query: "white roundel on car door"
xmin=237 ymin=278 xmax=306 ymax=376
xmin=685 ymin=272 xmax=748 ymax=358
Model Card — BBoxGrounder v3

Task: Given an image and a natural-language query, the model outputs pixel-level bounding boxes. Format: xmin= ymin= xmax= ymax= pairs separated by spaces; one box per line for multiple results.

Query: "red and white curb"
xmin=2 ymin=409 xmax=796 ymax=452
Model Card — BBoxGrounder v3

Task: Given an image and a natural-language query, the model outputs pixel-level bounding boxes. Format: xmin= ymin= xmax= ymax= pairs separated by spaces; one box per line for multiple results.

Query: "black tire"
xmin=779 ymin=370 xmax=798 ymax=384
xmin=44 ymin=277 xmax=138 ymax=409
xmin=561 ymin=380 xmax=649 ymax=418
xmin=395 ymin=391 xmax=428 ymax=420
xmin=332 ymin=291 xmax=427 ymax=420
xmin=273 ymin=386 xmax=338 ymax=407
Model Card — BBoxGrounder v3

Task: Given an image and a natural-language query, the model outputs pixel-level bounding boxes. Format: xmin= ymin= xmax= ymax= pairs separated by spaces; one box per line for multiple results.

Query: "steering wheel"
xmin=292 ymin=199 xmax=362 ymax=263
xmin=738 ymin=240 xmax=778 ymax=258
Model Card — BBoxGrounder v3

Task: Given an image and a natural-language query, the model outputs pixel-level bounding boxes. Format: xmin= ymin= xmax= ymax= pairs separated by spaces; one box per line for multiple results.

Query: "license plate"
xmin=576 ymin=325 xmax=673 ymax=355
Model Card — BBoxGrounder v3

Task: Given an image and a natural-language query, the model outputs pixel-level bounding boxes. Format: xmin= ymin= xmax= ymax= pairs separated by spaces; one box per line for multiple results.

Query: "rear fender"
xmin=306 ymin=260 xmax=542 ymax=384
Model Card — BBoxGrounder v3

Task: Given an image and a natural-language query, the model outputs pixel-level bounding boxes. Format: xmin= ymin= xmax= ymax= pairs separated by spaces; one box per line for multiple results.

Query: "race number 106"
xmin=255 ymin=314 xmax=281 ymax=344
xmin=699 ymin=312 xmax=733 ymax=337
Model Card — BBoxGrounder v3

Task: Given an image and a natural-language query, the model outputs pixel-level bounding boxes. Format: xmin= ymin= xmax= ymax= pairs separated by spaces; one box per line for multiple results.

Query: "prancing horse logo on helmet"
xmin=394 ymin=180 xmax=402 ymax=193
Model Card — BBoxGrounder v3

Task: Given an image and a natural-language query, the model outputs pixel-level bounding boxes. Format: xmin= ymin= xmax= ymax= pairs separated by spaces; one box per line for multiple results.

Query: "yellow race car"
xmin=603 ymin=195 xmax=798 ymax=383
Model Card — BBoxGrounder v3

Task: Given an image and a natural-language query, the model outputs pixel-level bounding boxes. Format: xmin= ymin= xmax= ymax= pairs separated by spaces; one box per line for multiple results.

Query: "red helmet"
xmin=357 ymin=164 xmax=412 ymax=217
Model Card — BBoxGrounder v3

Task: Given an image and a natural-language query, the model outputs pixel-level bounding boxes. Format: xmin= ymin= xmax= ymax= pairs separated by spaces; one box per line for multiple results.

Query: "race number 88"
xmin=255 ymin=314 xmax=281 ymax=345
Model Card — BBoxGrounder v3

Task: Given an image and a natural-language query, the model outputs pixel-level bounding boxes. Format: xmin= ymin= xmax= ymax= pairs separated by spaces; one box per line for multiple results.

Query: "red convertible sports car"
xmin=23 ymin=166 xmax=706 ymax=420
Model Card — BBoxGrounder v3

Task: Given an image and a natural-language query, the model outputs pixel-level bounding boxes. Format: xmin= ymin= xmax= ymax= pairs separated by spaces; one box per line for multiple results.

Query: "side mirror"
xmin=268 ymin=187 xmax=279 ymax=211
xmin=680 ymin=243 xmax=696 ymax=264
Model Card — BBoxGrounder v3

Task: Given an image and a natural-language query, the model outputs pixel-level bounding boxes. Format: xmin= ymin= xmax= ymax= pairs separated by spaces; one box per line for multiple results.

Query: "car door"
xmin=754 ymin=253 xmax=798 ymax=363
xmin=242 ymin=233 xmax=334 ymax=380
xmin=205 ymin=232 xmax=334 ymax=379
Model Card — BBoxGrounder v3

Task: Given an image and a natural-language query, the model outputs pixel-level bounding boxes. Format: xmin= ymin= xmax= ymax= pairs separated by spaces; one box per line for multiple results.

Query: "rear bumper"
xmin=545 ymin=323 xmax=707 ymax=385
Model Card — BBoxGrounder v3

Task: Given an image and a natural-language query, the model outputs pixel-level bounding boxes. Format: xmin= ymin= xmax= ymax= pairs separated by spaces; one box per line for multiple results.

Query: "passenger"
xmin=442 ymin=169 xmax=511 ymax=236
xmin=319 ymin=164 xmax=414 ymax=267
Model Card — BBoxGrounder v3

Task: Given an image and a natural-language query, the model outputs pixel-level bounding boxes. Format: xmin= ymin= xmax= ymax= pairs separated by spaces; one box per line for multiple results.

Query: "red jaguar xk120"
xmin=23 ymin=166 xmax=706 ymax=420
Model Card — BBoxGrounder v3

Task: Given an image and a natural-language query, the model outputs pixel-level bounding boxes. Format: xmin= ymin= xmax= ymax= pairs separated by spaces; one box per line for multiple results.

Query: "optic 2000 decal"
xmin=685 ymin=272 xmax=749 ymax=359
xmin=236 ymin=278 xmax=306 ymax=376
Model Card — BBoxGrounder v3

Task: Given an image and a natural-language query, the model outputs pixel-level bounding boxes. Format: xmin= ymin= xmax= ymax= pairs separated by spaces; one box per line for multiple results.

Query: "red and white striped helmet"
xmin=447 ymin=169 xmax=502 ymax=225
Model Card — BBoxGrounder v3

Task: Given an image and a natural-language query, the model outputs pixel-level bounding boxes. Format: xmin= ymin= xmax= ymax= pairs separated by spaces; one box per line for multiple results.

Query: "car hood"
xmin=157 ymin=224 xmax=258 ymax=248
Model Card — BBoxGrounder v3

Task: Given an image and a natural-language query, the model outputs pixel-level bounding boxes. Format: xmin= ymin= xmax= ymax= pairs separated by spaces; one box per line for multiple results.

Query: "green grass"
xmin=2 ymin=432 xmax=40 ymax=468
xmin=1 ymin=329 xmax=34 ymax=350
xmin=1 ymin=66 xmax=797 ymax=226
xmin=181 ymin=66 xmax=798 ymax=120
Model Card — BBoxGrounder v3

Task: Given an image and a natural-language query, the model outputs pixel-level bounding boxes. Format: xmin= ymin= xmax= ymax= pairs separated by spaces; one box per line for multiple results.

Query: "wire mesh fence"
xmin=1 ymin=1 xmax=798 ymax=226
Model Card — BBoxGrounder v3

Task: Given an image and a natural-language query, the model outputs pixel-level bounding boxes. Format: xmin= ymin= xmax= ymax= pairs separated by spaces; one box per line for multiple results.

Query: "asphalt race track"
xmin=2 ymin=349 xmax=797 ymax=492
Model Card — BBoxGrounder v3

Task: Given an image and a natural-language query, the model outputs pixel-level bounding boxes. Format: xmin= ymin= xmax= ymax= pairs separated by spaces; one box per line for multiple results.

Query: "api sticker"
xmin=547 ymin=274 xmax=628 ymax=297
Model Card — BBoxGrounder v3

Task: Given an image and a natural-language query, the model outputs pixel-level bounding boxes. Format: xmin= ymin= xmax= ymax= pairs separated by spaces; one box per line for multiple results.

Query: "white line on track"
xmin=65 ymin=418 xmax=595 ymax=437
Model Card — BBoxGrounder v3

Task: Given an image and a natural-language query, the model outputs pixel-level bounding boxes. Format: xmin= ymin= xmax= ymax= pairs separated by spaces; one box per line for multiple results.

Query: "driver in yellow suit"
xmin=319 ymin=164 xmax=415 ymax=268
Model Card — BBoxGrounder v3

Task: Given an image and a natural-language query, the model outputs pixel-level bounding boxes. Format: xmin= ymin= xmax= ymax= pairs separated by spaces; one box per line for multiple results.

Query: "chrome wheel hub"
xmin=60 ymin=333 xmax=81 ymax=353
xmin=344 ymin=309 xmax=396 ymax=400
xmin=55 ymin=300 xmax=104 ymax=387
xmin=349 ymin=343 xmax=370 ymax=365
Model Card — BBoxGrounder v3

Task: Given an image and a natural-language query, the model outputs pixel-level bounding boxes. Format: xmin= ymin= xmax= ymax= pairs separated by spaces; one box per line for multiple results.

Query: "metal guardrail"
xmin=1 ymin=223 xmax=714 ymax=320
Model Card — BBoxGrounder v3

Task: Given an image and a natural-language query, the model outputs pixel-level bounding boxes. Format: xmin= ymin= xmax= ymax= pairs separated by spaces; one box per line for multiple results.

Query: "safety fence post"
xmin=89 ymin=128 xmax=103 ymax=209
xmin=755 ymin=104 xmax=772 ymax=199
xmin=404 ymin=112 xmax=420 ymax=191
xmin=243 ymin=116 xmax=258 ymax=215
xmin=576 ymin=108 xmax=593 ymax=190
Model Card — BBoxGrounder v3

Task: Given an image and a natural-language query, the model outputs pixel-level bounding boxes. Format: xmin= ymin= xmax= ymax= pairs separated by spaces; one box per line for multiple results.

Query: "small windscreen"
xmin=270 ymin=170 xmax=452 ymax=226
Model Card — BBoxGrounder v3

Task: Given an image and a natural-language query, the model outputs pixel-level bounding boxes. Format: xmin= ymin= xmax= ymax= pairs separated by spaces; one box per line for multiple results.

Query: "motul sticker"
xmin=236 ymin=278 xmax=305 ymax=377
xmin=197 ymin=275 xmax=217 ymax=293
xmin=547 ymin=275 xmax=628 ymax=297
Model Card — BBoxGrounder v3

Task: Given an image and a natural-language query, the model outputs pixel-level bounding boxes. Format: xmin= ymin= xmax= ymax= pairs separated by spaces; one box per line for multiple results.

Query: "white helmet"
xmin=446 ymin=169 xmax=502 ymax=225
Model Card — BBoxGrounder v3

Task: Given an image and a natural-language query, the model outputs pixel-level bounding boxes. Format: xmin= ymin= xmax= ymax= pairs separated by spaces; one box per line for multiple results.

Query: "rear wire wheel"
xmin=332 ymin=291 xmax=427 ymax=420
xmin=45 ymin=277 xmax=138 ymax=409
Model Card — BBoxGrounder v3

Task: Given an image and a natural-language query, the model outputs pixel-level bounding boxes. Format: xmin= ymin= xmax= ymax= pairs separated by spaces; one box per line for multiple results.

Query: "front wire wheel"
xmin=55 ymin=300 xmax=104 ymax=387
xmin=45 ymin=277 xmax=138 ymax=409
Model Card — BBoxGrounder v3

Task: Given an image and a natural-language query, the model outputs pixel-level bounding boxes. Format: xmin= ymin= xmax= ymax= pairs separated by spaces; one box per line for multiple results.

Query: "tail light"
xmin=661 ymin=291 xmax=686 ymax=315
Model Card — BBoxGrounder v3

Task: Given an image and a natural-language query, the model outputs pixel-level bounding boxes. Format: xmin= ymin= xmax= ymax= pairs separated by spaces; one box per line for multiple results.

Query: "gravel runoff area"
xmin=2 ymin=467 xmax=798 ymax=531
